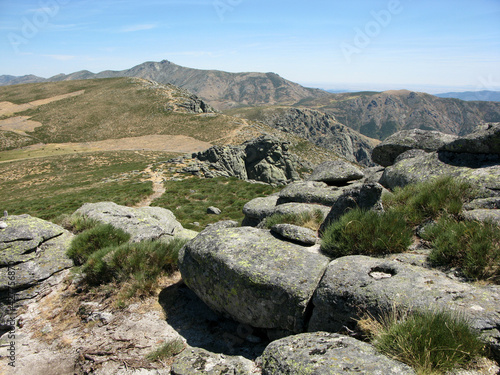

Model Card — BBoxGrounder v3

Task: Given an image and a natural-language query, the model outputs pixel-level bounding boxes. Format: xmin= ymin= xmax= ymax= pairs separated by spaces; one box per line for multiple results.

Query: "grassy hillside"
xmin=0 ymin=151 xmax=171 ymax=220
xmin=0 ymin=78 xmax=341 ymax=227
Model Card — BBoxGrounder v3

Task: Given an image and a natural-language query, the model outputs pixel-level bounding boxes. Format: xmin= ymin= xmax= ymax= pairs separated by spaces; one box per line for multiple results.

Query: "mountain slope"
xmin=0 ymin=77 xmax=340 ymax=167
xmin=435 ymin=90 xmax=500 ymax=102
xmin=1 ymin=60 xmax=330 ymax=110
xmin=296 ymin=89 xmax=500 ymax=139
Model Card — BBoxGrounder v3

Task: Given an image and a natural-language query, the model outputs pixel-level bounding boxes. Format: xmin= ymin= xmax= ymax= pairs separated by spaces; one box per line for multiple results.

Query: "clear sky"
xmin=0 ymin=0 xmax=499 ymax=93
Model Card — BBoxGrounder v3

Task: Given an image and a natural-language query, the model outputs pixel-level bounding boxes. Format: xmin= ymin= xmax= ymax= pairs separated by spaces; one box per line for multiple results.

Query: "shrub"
xmin=423 ymin=218 xmax=500 ymax=283
xmin=263 ymin=209 xmax=324 ymax=231
xmin=67 ymin=223 xmax=130 ymax=265
xmin=366 ymin=308 xmax=484 ymax=374
xmin=82 ymin=238 xmax=187 ymax=296
xmin=147 ymin=338 xmax=185 ymax=362
xmin=383 ymin=176 xmax=476 ymax=226
xmin=320 ymin=208 xmax=412 ymax=258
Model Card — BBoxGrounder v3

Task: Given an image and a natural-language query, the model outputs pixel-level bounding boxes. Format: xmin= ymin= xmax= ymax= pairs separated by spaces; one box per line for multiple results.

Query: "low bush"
xmin=364 ymin=308 xmax=484 ymax=374
xmin=147 ymin=338 xmax=185 ymax=362
xmin=423 ymin=218 xmax=500 ymax=283
xmin=263 ymin=209 xmax=324 ymax=231
xmin=383 ymin=176 xmax=476 ymax=226
xmin=82 ymin=238 xmax=187 ymax=297
xmin=320 ymin=208 xmax=412 ymax=258
xmin=66 ymin=223 xmax=130 ymax=265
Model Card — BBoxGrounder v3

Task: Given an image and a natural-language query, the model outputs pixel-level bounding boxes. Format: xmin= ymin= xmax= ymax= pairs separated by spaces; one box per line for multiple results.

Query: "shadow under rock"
xmin=158 ymin=281 xmax=269 ymax=360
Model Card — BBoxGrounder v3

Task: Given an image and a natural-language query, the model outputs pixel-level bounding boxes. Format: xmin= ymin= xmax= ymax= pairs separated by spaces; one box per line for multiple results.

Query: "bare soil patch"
xmin=0 ymin=90 xmax=85 ymax=117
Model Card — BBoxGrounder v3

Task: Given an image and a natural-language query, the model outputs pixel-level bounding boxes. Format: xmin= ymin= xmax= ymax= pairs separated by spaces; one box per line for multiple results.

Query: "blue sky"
xmin=0 ymin=0 xmax=499 ymax=93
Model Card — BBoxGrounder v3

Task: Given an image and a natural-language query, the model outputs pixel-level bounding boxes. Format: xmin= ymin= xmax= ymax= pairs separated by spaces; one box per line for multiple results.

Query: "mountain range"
xmin=1 ymin=59 xmax=500 ymax=149
xmin=0 ymin=60 xmax=328 ymax=110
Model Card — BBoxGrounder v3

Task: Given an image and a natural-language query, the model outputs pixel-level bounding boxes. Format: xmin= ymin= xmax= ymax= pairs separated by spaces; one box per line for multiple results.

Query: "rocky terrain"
xmin=228 ymin=106 xmax=379 ymax=166
xmin=1 ymin=124 xmax=499 ymax=374
xmin=296 ymin=89 xmax=500 ymax=140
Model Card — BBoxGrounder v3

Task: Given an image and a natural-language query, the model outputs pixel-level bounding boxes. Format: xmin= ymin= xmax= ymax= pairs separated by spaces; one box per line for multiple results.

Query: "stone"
xmin=464 ymin=197 xmax=500 ymax=210
xmin=372 ymin=128 xmax=458 ymax=167
xmin=277 ymin=181 xmax=344 ymax=206
xmin=192 ymin=135 xmax=301 ymax=185
xmin=179 ymin=227 xmax=330 ymax=333
xmin=319 ymin=183 xmax=386 ymax=232
xmin=308 ymin=160 xmax=364 ymax=185
xmin=0 ymin=222 xmax=6 ymax=230
xmin=171 ymin=347 xmax=257 ymax=375
xmin=207 ymin=206 xmax=222 ymax=215
xmin=270 ymin=224 xmax=318 ymax=246
xmin=272 ymin=203 xmax=331 ymax=220
xmin=440 ymin=123 xmax=500 ymax=155
xmin=308 ymin=255 xmax=500 ymax=358
xmin=73 ymin=202 xmax=184 ymax=242
xmin=380 ymin=151 xmax=500 ymax=197
xmin=259 ymin=332 xmax=416 ymax=374
xmin=0 ymin=215 xmax=73 ymax=321
xmin=242 ymin=195 xmax=279 ymax=226
xmin=462 ymin=209 xmax=500 ymax=225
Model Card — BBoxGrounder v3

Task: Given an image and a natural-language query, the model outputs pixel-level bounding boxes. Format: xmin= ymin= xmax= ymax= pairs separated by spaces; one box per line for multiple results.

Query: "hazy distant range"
xmin=326 ymin=89 xmax=500 ymax=102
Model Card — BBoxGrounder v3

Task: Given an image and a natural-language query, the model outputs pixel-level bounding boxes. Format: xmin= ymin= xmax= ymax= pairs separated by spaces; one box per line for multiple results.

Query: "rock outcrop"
xmin=186 ymin=135 xmax=301 ymax=185
xmin=253 ymin=107 xmax=377 ymax=166
xmin=308 ymin=255 xmax=500 ymax=358
xmin=372 ymin=128 xmax=458 ymax=167
xmin=0 ymin=215 xmax=73 ymax=324
xmin=378 ymin=124 xmax=500 ymax=201
xmin=73 ymin=202 xmax=196 ymax=242
xmin=179 ymin=226 xmax=330 ymax=333
xmin=258 ymin=332 xmax=416 ymax=374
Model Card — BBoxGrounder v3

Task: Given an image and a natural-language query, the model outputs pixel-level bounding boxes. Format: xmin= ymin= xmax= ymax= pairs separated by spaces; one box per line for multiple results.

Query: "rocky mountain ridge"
xmin=295 ymin=89 xmax=500 ymax=140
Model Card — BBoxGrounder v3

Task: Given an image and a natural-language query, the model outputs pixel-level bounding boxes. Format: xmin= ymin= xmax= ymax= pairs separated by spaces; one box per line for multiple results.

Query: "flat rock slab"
xmin=278 ymin=181 xmax=344 ymax=206
xmin=179 ymin=227 xmax=330 ymax=333
xmin=271 ymin=224 xmax=318 ymax=246
xmin=308 ymin=160 xmax=364 ymax=185
xmin=380 ymin=151 xmax=500 ymax=195
xmin=171 ymin=347 xmax=258 ymax=375
xmin=372 ymin=128 xmax=458 ymax=167
xmin=242 ymin=195 xmax=279 ymax=222
xmin=440 ymin=123 xmax=500 ymax=155
xmin=73 ymin=202 xmax=183 ymax=242
xmin=462 ymin=209 xmax=500 ymax=225
xmin=258 ymin=332 xmax=415 ymax=374
xmin=309 ymin=255 xmax=500 ymax=359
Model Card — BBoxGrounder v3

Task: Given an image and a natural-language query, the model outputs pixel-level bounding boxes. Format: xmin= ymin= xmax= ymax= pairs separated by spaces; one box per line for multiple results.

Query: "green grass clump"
xmin=320 ymin=208 xmax=412 ymax=258
xmin=67 ymin=223 xmax=130 ymax=266
xmin=82 ymin=238 xmax=187 ymax=297
xmin=368 ymin=309 xmax=484 ymax=374
xmin=147 ymin=338 xmax=185 ymax=362
xmin=152 ymin=177 xmax=279 ymax=230
xmin=263 ymin=209 xmax=324 ymax=231
xmin=423 ymin=218 xmax=500 ymax=283
xmin=383 ymin=176 xmax=476 ymax=226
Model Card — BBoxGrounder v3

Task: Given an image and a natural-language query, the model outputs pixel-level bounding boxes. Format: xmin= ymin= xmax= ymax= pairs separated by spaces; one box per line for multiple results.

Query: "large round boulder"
xmin=179 ymin=227 xmax=330 ymax=333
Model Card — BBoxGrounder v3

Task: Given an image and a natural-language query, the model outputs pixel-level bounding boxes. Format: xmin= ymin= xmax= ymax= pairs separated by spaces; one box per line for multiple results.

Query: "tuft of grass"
xmin=67 ymin=223 xmax=130 ymax=266
xmin=363 ymin=308 xmax=485 ymax=374
xmin=82 ymin=238 xmax=187 ymax=298
xmin=263 ymin=209 xmax=324 ymax=231
xmin=383 ymin=176 xmax=476 ymax=226
xmin=320 ymin=208 xmax=412 ymax=258
xmin=152 ymin=177 xmax=279 ymax=231
xmin=147 ymin=338 xmax=185 ymax=362
xmin=423 ymin=218 xmax=500 ymax=283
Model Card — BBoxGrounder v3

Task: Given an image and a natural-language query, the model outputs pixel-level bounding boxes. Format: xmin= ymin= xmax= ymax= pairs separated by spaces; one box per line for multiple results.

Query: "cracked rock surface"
xmin=0 ymin=215 xmax=73 ymax=321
